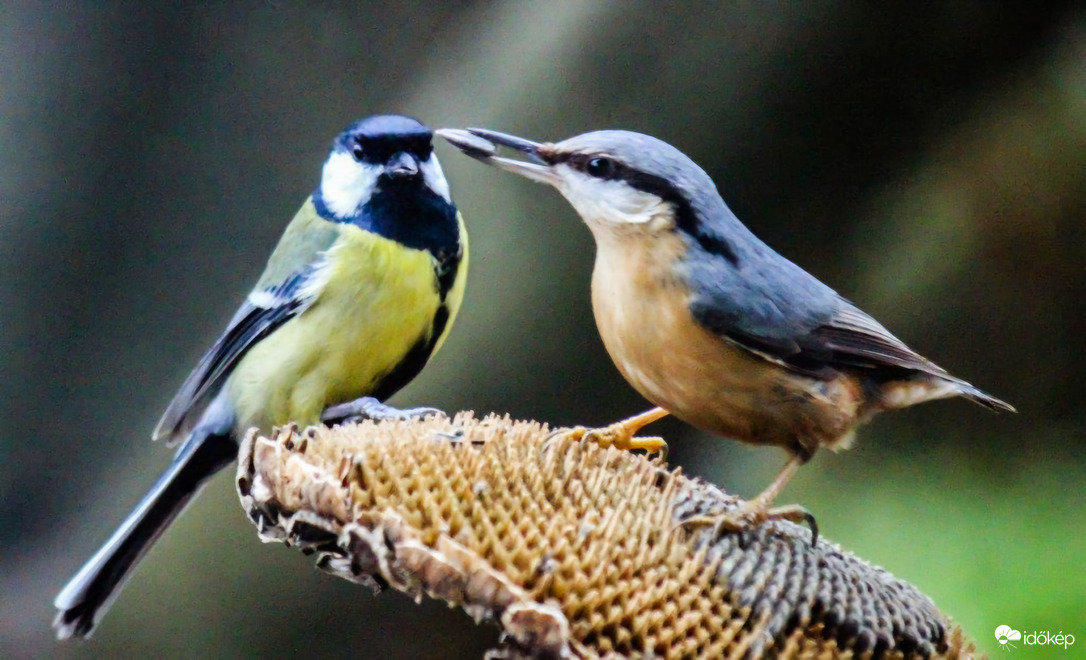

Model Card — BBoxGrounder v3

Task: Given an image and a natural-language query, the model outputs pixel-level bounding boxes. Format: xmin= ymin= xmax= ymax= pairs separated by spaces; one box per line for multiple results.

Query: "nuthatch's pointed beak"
xmin=436 ymin=128 xmax=559 ymax=185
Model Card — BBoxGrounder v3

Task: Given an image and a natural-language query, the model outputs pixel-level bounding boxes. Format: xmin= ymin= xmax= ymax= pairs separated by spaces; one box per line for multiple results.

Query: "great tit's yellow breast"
xmin=228 ymin=223 xmax=456 ymax=432
xmin=588 ymin=227 xmax=861 ymax=455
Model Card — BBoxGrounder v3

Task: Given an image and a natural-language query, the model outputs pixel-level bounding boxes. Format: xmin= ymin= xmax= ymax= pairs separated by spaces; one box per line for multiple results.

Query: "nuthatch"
xmin=438 ymin=126 xmax=1013 ymax=540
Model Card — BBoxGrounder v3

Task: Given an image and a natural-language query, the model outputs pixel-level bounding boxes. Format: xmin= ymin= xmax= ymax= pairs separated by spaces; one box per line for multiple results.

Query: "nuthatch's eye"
xmin=351 ymin=143 xmax=365 ymax=161
xmin=586 ymin=156 xmax=618 ymax=179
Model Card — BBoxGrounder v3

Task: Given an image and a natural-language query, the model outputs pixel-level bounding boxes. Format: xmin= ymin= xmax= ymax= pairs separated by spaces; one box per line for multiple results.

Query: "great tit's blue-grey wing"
xmin=57 ymin=201 xmax=342 ymax=638
xmin=151 ymin=277 xmax=312 ymax=444
xmin=684 ymin=246 xmax=949 ymax=380
xmin=153 ymin=202 xmax=340 ymax=444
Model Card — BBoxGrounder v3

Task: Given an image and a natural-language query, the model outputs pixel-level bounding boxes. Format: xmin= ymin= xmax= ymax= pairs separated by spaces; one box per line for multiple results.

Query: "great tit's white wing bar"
xmin=153 ymin=201 xmax=341 ymax=444
xmin=153 ymin=269 xmax=320 ymax=445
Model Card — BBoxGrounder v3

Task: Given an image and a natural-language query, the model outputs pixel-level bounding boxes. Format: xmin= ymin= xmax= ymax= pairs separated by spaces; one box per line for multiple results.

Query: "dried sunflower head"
xmin=237 ymin=413 xmax=978 ymax=659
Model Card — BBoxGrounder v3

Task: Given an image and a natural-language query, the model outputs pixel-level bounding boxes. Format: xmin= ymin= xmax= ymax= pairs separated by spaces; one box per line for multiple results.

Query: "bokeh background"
xmin=2 ymin=2 xmax=1083 ymax=657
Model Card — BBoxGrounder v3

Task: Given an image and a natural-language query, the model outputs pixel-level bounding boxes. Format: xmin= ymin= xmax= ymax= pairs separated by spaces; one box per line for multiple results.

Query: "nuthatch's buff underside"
xmin=438 ymin=126 xmax=1012 ymax=541
xmin=55 ymin=116 xmax=468 ymax=639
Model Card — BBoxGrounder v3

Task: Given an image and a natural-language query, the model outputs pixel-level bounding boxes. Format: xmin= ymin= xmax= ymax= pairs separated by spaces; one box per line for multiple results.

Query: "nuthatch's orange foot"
xmin=561 ymin=425 xmax=669 ymax=458
xmin=547 ymin=407 xmax=671 ymax=460
xmin=681 ymin=501 xmax=819 ymax=547
xmin=321 ymin=396 xmax=445 ymax=426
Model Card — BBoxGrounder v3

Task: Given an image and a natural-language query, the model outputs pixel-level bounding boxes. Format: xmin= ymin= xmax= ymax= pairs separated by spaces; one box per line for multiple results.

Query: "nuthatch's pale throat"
xmin=439 ymin=126 xmax=1013 ymax=542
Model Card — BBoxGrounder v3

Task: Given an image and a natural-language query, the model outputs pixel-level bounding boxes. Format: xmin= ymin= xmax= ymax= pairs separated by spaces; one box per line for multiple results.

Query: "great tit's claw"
xmin=321 ymin=396 xmax=445 ymax=426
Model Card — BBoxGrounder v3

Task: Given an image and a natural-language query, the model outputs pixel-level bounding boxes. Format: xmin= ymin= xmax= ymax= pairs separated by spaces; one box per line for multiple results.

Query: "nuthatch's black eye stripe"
xmin=558 ymin=153 xmax=626 ymax=181
xmin=551 ymin=151 xmax=740 ymax=265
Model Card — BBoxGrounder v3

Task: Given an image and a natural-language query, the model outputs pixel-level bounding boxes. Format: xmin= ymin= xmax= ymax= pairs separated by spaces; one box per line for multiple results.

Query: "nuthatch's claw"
xmin=681 ymin=502 xmax=819 ymax=548
xmin=540 ymin=408 xmax=672 ymax=462
xmin=584 ymin=426 xmax=669 ymax=457
xmin=546 ymin=424 xmax=669 ymax=462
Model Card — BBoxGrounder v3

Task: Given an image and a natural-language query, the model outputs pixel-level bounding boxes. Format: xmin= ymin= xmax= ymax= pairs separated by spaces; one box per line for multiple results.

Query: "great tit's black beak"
xmin=435 ymin=128 xmax=558 ymax=185
xmin=386 ymin=151 xmax=420 ymax=179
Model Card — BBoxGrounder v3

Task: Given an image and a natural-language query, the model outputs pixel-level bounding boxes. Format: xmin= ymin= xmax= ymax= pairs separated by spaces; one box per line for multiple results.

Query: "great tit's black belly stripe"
xmin=369 ymin=251 xmax=462 ymax=401
xmin=312 ymin=177 xmax=462 ymax=400
xmin=369 ymin=304 xmax=450 ymax=403
xmin=368 ymin=247 xmax=463 ymax=401
xmin=434 ymin=261 xmax=459 ymax=302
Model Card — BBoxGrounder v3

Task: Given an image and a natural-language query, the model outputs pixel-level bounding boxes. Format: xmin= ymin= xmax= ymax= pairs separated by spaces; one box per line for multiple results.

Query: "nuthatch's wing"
xmin=799 ymin=301 xmax=948 ymax=372
xmin=687 ymin=253 xmax=1013 ymax=410
xmin=686 ymin=247 xmax=946 ymax=379
xmin=153 ymin=202 xmax=340 ymax=444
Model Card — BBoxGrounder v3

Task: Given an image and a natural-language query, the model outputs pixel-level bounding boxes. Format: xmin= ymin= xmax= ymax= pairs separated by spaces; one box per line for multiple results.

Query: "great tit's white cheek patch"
xmin=321 ymin=151 xmax=380 ymax=218
xmin=420 ymin=155 xmax=452 ymax=203
xmin=558 ymin=167 xmax=667 ymax=225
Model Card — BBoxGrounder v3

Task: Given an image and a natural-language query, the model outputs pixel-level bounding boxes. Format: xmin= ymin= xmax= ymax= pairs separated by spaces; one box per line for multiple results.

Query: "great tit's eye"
xmin=351 ymin=144 xmax=365 ymax=160
xmin=586 ymin=156 xmax=618 ymax=179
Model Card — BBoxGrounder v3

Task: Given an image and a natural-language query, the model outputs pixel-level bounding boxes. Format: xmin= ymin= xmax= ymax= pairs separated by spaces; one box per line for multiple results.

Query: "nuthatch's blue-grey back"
xmin=438 ymin=126 xmax=1012 ymax=540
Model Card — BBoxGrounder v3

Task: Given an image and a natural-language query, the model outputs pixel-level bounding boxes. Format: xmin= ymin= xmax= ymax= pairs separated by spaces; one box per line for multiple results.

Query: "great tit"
xmin=54 ymin=115 xmax=468 ymax=639
xmin=438 ymin=126 xmax=1010 ymax=542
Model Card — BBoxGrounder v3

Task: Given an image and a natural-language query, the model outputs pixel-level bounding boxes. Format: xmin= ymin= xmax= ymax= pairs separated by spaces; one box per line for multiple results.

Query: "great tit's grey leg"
xmin=321 ymin=397 xmax=444 ymax=425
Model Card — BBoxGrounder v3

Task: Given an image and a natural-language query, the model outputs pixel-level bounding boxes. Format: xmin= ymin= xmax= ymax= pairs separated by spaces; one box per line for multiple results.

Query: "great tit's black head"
xmin=333 ymin=115 xmax=433 ymax=169
xmin=319 ymin=114 xmax=451 ymax=220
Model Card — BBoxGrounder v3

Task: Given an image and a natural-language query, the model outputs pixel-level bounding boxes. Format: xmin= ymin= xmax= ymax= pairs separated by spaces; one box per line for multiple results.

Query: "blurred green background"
xmin=2 ymin=2 xmax=1083 ymax=657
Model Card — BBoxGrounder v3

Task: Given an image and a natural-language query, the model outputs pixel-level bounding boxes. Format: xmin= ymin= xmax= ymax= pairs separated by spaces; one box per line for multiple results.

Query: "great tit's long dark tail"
xmin=53 ymin=429 xmax=237 ymax=640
